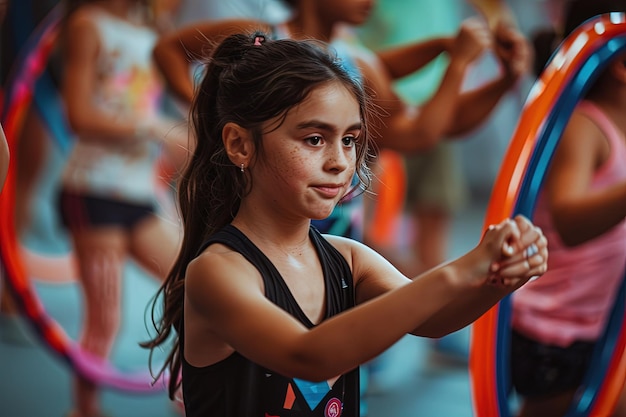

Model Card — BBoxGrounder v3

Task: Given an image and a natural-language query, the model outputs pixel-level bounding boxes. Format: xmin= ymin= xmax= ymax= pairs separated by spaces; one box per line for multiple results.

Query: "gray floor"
xmin=0 ymin=200 xmax=489 ymax=417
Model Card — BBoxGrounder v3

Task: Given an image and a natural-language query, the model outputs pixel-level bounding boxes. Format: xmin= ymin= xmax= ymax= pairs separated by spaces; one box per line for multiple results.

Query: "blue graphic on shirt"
xmin=293 ymin=378 xmax=331 ymax=410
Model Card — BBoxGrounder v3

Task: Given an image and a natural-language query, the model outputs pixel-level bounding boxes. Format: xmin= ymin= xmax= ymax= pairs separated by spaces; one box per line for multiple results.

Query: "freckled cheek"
xmin=349 ymin=150 xmax=357 ymax=165
xmin=266 ymin=150 xmax=309 ymax=186
xmin=346 ymin=151 xmax=358 ymax=174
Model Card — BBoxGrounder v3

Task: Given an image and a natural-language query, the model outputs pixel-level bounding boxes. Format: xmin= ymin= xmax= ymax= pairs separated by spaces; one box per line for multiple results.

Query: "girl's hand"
xmin=136 ymin=117 xmax=183 ymax=143
xmin=488 ymin=215 xmax=548 ymax=288
xmin=148 ymin=117 xmax=194 ymax=174
xmin=449 ymin=18 xmax=492 ymax=67
xmin=493 ymin=23 xmax=532 ymax=82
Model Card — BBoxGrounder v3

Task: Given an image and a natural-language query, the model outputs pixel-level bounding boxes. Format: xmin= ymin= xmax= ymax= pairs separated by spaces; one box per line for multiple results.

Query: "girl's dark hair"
xmin=562 ymin=0 xmax=626 ymax=38
xmin=142 ymin=31 xmax=375 ymax=398
xmin=533 ymin=0 xmax=626 ymax=76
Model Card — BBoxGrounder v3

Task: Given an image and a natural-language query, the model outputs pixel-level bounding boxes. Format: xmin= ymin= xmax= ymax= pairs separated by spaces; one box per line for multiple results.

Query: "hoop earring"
xmin=240 ymin=163 xmax=245 ymax=173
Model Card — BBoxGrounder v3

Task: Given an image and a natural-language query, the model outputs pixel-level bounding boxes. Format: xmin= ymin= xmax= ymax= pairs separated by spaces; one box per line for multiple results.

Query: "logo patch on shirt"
xmin=324 ymin=397 xmax=342 ymax=417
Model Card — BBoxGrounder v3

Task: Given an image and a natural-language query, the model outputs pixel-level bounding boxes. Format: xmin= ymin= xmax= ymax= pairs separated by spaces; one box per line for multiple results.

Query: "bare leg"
xmin=413 ymin=206 xmax=451 ymax=272
xmin=71 ymin=227 xmax=127 ymax=417
xmin=129 ymin=214 xmax=181 ymax=281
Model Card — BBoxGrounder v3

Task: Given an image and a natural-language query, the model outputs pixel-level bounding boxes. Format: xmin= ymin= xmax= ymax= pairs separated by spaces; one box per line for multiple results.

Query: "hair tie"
xmin=253 ymin=35 xmax=265 ymax=46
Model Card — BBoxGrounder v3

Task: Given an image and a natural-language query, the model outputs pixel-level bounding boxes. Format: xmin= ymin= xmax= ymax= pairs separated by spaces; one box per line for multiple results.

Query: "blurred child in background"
xmin=511 ymin=1 xmax=626 ymax=416
xmin=59 ymin=0 xmax=188 ymax=415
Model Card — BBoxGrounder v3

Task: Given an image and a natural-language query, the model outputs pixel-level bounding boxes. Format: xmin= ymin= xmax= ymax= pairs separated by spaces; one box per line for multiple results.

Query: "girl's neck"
xmin=286 ymin=8 xmax=338 ymax=43
xmin=231 ymin=207 xmax=312 ymax=254
xmin=92 ymin=0 xmax=142 ymax=21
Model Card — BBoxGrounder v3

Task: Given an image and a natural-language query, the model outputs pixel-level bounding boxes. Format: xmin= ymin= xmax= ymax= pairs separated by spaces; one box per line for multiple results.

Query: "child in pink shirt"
xmin=510 ymin=1 xmax=626 ymax=416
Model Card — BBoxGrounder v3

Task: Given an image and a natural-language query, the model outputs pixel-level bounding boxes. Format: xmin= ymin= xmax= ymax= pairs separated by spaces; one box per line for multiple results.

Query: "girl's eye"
xmin=306 ymin=136 xmax=323 ymax=146
xmin=342 ymin=136 xmax=357 ymax=147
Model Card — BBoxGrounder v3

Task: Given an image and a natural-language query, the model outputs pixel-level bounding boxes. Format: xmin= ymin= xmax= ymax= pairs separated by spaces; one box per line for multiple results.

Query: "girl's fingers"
xmin=495 ymin=261 xmax=531 ymax=278
xmin=486 ymin=218 xmax=520 ymax=256
xmin=500 ymin=261 xmax=548 ymax=286
xmin=495 ymin=217 xmax=543 ymax=259
xmin=504 ymin=221 xmax=547 ymax=259
xmin=513 ymin=215 xmax=544 ymax=243
xmin=494 ymin=239 xmax=547 ymax=274
xmin=485 ymin=216 xmax=548 ymax=287
xmin=495 ymin=252 xmax=547 ymax=278
xmin=489 ymin=259 xmax=548 ymax=287
xmin=498 ymin=238 xmax=547 ymax=266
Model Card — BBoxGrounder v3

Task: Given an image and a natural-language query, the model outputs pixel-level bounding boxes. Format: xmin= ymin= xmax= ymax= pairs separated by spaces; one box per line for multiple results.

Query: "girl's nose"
xmin=325 ymin=142 xmax=351 ymax=172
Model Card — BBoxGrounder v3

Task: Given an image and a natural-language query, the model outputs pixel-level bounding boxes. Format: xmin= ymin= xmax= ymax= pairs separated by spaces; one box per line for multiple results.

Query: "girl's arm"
xmin=153 ymin=19 xmax=270 ymax=103
xmin=185 ymin=217 xmax=545 ymax=382
xmin=447 ymin=23 xmax=531 ymax=136
xmin=362 ymin=19 xmax=528 ymax=151
xmin=350 ymin=215 xmax=546 ymax=338
xmin=375 ymin=36 xmax=453 ymax=80
xmin=357 ymin=18 xmax=492 ymax=152
xmin=545 ymin=111 xmax=626 ymax=246
xmin=62 ymin=12 xmax=142 ymax=143
xmin=62 ymin=11 xmax=189 ymax=148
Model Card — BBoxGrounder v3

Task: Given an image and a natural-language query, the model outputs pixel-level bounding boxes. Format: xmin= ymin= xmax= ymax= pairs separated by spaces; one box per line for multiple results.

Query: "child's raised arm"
xmin=355 ymin=17 xmax=494 ymax=152
xmin=543 ymin=108 xmax=626 ymax=246
xmin=448 ymin=22 xmax=531 ymax=136
xmin=153 ymin=19 xmax=271 ymax=103
xmin=368 ymin=18 xmax=531 ymax=151
xmin=62 ymin=12 xmax=143 ymax=143
xmin=375 ymin=36 xmax=454 ymax=80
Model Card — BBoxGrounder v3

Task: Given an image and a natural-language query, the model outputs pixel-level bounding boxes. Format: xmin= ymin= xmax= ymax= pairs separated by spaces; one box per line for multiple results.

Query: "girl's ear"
xmin=223 ymin=122 xmax=254 ymax=168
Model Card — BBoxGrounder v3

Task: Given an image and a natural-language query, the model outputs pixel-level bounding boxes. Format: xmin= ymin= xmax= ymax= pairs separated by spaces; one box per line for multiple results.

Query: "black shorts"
xmin=59 ymin=190 xmax=156 ymax=231
xmin=510 ymin=329 xmax=596 ymax=398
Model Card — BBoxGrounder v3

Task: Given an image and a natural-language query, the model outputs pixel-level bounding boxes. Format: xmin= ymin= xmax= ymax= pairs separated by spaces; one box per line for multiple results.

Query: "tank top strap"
xmin=577 ymin=100 xmax=626 ymax=168
xmin=198 ymin=225 xmax=355 ymax=326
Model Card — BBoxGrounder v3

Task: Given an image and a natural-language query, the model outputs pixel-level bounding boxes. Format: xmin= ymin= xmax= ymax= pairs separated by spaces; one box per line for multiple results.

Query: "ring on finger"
xmin=525 ymin=243 xmax=539 ymax=259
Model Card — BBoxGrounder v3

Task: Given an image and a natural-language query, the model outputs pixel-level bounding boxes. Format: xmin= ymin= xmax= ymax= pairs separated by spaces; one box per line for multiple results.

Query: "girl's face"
xmin=318 ymin=0 xmax=375 ymax=26
xmin=250 ymin=82 xmax=362 ymax=222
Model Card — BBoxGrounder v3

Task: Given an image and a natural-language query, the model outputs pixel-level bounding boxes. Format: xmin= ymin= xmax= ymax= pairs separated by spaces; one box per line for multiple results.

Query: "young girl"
xmin=511 ymin=1 xmax=626 ymax=416
xmin=59 ymin=1 xmax=188 ymax=416
xmin=143 ymin=32 xmax=548 ymax=417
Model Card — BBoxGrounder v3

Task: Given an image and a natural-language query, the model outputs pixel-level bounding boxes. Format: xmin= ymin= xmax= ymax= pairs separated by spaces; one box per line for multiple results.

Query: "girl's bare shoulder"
xmin=187 ymin=243 xmax=263 ymax=289
xmin=321 ymin=234 xmax=383 ymax=270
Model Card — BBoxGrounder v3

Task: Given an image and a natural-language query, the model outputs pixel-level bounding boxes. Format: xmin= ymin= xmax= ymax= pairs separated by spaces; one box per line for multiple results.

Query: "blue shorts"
xmin=510 ymin=329 xmax=595 ymax=398
xmin=58 ymin=190 xmax=156 ymax=231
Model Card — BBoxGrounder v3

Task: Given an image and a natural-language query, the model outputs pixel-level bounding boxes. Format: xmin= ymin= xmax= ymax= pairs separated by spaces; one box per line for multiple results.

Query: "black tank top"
xmin=182 ymin=225 xmax=359 ymax=417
